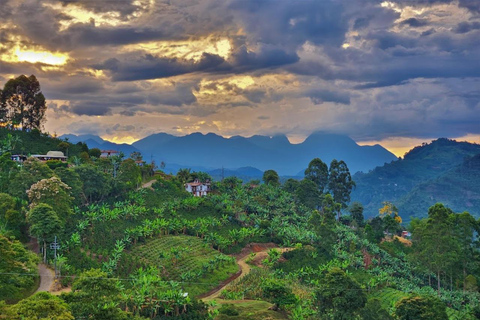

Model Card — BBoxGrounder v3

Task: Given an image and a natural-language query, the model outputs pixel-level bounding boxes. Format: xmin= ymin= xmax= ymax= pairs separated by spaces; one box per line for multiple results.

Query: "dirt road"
xmin=35 ymin=264 xmax=54 ymax=293
xmin=202 ymin=247 xmax=291 ymax=301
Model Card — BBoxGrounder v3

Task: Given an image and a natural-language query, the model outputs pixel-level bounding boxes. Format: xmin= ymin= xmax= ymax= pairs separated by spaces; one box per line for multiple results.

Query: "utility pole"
xmin=49 ymin=236 xmax=60 ymax=278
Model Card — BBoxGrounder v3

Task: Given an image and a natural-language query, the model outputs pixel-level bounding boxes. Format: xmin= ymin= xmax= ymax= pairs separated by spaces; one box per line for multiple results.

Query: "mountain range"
xmin=60 ymin=132 xmax=397 ymax=176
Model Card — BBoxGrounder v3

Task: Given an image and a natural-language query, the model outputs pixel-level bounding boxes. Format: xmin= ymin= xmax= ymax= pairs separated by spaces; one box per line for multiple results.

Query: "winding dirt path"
xmin=201 ymin=247 xmax=291 ymax=301
xmin=35 ymin=264 xmax=54 ymax=293
xmin=138 ymin=179 xmax=156 ymax=190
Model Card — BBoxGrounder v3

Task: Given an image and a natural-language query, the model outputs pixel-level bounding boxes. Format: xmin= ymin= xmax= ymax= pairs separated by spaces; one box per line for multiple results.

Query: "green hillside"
xmin=397 ymin=153 xmax=480 ymax=219
xmin=351 ymin=138 xmax=480 ymax=218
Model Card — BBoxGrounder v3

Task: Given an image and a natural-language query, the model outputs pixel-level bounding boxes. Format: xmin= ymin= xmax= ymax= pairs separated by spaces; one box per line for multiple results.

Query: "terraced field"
xmin=122 ymin=235 xmax=239 ymax=297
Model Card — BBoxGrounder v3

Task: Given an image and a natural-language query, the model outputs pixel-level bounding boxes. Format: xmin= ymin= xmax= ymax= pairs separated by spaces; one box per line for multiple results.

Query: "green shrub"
xmin=219 ymin=304 xmax=239 ymax=316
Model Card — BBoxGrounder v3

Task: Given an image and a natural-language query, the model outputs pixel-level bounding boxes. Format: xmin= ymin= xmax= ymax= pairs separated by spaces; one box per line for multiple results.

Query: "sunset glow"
xmin=15 ymin=48 xmax=68 ymax=65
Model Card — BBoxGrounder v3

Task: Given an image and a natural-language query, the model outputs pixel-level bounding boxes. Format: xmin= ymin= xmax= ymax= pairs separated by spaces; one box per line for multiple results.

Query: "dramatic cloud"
xmin=0 ymin=0 xmax=479 ymax=150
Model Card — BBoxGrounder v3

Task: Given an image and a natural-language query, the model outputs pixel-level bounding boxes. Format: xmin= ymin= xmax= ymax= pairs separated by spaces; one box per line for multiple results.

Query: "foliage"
xmin=395 ymin=295 xmax=448 ymax=320
xmin=328 ymin=159 xmax=355 ymax=209
xmin=0 ymin=235 xmax=38 ymax=301
xmin=64 ymin=268 xmax=127 ymax=320
xmin=314 ymin=267 xmax=367 ymax=320
xmin=218 ymin=304 xmax=239 ymax=316
xmin=6 ymin=292 xmax=74 ymax=320
xmin=8 ymin=157 xmax=54 ymax=199
xmin=27 ymin=177 xmax=73 ymax=221
xmin=0 ymin=192 xmax=25 ymax=238
xmin=263 ymin=169 xmax=280 ymax=186
xmin=359 ymin=298 xmax=394 ymax=320
xmin=304 ymin=157 xmax=328 ymax=193
xmin=74 ymin=165 xmax=111 ymax=204
xmin=262 ymin=278 xmax=297 ymax=310
xmin=27 ymin=203 xmax=62 ymax=263
xmin=295 ymin=179 xmax=320 ymax=209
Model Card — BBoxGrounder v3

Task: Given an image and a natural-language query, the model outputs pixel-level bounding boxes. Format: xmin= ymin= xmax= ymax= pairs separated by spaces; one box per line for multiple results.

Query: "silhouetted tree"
xmin=0 ymin=75 xmax=46 ymax=130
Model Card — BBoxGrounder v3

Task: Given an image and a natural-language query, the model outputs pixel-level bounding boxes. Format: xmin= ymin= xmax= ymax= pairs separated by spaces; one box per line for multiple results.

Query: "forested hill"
xmin=397 ymin=153 xmax=480 ymax=219
xmin=351 ymin=138 xmax=480 ymax=219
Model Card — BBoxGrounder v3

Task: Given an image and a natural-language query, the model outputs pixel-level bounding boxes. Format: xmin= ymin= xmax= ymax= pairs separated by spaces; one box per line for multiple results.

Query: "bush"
xmin=219 ymin=304 xmax=239 ymax=316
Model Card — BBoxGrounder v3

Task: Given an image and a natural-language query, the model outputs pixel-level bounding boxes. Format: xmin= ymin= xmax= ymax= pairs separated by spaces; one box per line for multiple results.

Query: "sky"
xmin=0 ymin=0 xmax=479 ymax=156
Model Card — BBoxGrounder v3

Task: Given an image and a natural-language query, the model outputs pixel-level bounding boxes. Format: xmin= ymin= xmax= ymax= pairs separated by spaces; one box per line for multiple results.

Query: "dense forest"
xmin=1 ymin=127 xmax=480 ymax=320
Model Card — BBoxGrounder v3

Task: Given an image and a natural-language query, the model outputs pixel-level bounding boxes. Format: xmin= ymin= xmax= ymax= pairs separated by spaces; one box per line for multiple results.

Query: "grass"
xmin=120 ymin=235 xmax=239 ymax=297
xmin=214 ymin=300 xmax=289 ymax=320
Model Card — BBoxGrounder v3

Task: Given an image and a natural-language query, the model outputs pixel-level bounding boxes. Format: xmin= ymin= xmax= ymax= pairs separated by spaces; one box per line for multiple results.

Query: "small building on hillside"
xmin=185 ymin=179 xmax=211 ymax=197
xmin=31 ymin=151 xmax=67 ymax=162
xmin=11 ymin=154 xmax=27 ymax=163
xmin=101 ymin=150 xmax=119 ymax=158
xmin=401 ymin=231 xmax=411 ymax=238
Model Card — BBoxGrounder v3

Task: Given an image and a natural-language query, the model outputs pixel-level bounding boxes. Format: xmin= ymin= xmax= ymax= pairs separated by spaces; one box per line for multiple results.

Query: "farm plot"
xmin=120 ymin=235 xmax=238 ymax=297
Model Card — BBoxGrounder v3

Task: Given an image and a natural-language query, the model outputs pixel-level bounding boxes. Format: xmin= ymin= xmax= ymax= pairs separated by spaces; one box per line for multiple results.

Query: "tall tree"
xmin=117 ymin=158 xmax=142 ymax=191
xmin=27 ymin=203 xmax=62 ymax=263
xmin=304 ymin=158 xmax=328 ymax=193
xmin=348 ymin=202 xmax=365 ymax=227
xmin=296 ymin=179 xmax=320 ymax=209
xmin=262 ymin=169 xmax=280 ymax=186
xmin=327 ymin=159 xmax=355 ymax=210
xmin=74 ymin=165 xmax=111 ymax=204
xmin=0 ymin=75 xmax=46 ymax=130
xmin=27 ymin=177 xmax=73 ymax=222
xmin=314 ymin=267 xmax=367 ymax=320
xmin=451 ymin=211 xmax=479 ymax=291
xmin=8 ymin=157 xmax=54 ymax=199
xmin=412 ymin=203 xmax=459 ymax=295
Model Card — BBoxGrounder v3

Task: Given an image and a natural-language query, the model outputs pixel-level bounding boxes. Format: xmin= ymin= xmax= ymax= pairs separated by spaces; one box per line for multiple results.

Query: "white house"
xmin=185 ymin=179 xmax=211 ymax=197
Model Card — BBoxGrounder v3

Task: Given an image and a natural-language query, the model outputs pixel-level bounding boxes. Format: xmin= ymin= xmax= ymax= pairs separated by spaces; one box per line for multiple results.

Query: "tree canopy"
xmin=0 ymin=75 xmax=47 ymax=131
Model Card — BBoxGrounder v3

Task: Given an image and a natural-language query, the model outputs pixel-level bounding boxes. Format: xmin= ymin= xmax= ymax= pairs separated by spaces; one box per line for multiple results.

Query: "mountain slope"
xmin=397 ymin=153 xmax=480 ymax=219
xmin=351 ymin=138 xmax=480 ymax=219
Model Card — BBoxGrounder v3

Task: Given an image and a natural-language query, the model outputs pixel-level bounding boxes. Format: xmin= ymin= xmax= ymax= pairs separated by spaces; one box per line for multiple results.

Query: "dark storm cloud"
xmin=453 ymin=22 xmax=480 ymax=34
xmin=353 ymin=16 xmax=373 ymax=30
xmin=400 ymin=18 xmax=429 ymax=27
xmin=0 ymin=0 xmax=12 ymax=19
xmin=96 ymin=45 xmax=299 ymax=81
xmin=67 ymin=101 xmax=113 ymax=116
xmin=95 ymin=53 xmax=224 ymax=81
xmin=459 ymin=0 xmax=480 ymax=13
xmin=42 ymin=77 xmax=104 ymax=98
xmin=146 ymin=84 xmax=197 ymax=106
xmin=307 ymin=90 xmax=351 ymax=105
xmin=106 ymin=124 xmax=136 ymax=135
xmin=228 ymin=0 xmax=348 ymax=47
xmin=60 ymin=25 xmax=172 ymax=48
